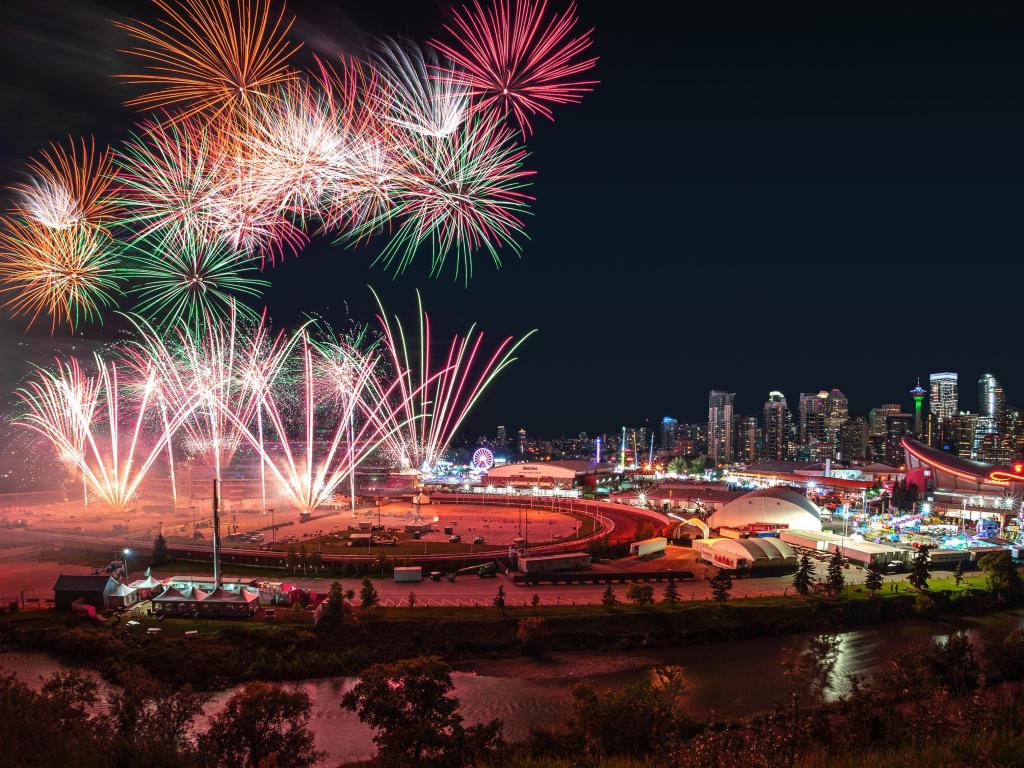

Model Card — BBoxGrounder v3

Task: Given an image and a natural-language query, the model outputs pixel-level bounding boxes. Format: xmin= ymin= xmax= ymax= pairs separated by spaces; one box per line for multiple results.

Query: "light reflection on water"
xmin=3 ymin=609 xmax=1022 ymax=765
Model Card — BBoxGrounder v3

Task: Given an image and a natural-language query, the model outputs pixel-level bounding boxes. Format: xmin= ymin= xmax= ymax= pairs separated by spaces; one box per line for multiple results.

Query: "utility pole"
xmin=212 ymin=478 xmax=222 ymax=589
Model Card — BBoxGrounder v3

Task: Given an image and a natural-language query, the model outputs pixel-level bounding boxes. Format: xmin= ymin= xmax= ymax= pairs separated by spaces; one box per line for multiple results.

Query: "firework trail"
xmin=223 ymin=328 xmax=419 ymax=514
xmin=373 ymin=289 xmax=535 ymax=472
xmin=127 ymin=306 xmax=295 ymax=482
xmin=16 ymin=354 xmax=194 ymax=512
xmin=430 ymin=0 xmax=598 ymax=134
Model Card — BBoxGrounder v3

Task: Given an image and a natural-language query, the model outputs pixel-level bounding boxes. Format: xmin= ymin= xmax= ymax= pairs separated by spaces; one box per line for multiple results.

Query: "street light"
xmin=122 ymin=548 xmax=132 ymax=580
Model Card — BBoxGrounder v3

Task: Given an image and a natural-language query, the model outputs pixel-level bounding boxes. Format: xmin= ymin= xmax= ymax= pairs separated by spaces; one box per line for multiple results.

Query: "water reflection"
xmin=3 ymin=609 xmax=1022 ymax=765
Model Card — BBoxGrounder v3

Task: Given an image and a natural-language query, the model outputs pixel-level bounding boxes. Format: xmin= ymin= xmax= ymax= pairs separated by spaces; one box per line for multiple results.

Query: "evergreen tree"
xmin=150 ymin=533 xmax=169 ymax=566
xmin=299 ymin=545 xmax=309 ymax=574
xmin=601 ymin=584 xmax=618 ymax=609
xmin=531 ymin=593 xmax=541 ymax=613
xmin=408 ymin=591 xmax=417 ymax=609
xmin=319 ymin=581 xmax=345 ymax=627
xmin=663 ymin=578 xmax=680 ymax=604
xmin=793 ymin=554 xmax=814 ymax=596
xmin=493 ymin=585 xmax=506 ymax=609
xmin=710 ymin=569 xmax=732 ymax=602
xmin=909 ymin=545 xmax=932 ymax=590
xmin=979 ymin=552 xmax=1023 ymax=601
xmin=626 ymin=584 xmax=654 ymax=606
xmin=285 ymin=548 xmax=298 ymax=573
xmin=864 ymin=562 xmax=884 ymax=595
xmin=953 ymin=560 xmax=965 ymax=588
xmin=826 ymin=550 xmax=846 ymax=597
xmin=360 ymin=577 xmax=379 ymax=608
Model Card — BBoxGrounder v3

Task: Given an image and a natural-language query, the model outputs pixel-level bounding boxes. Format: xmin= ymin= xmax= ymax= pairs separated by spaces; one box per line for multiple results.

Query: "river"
xmin=3 ymin=609 xmax=1023 ymax=766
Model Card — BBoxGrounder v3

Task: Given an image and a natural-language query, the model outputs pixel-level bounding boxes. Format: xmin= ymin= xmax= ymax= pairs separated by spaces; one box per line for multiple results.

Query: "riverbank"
xmin=0 ymin=582 xmax=1016 ymax=692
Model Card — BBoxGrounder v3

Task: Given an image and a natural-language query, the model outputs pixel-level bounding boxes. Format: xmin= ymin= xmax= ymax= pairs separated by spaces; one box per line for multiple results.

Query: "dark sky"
xmin=1 ymin=1 xmax=1022 ymax=438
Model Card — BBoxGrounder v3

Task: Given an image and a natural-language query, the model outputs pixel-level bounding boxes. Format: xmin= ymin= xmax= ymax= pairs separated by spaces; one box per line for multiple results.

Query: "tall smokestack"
xmin=212 ymin=478 xmax=222 ymax=589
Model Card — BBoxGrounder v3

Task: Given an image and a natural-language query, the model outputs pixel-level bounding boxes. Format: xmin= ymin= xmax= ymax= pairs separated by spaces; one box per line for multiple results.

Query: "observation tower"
xmin=910 ymin=378 xmax=927 ymax=436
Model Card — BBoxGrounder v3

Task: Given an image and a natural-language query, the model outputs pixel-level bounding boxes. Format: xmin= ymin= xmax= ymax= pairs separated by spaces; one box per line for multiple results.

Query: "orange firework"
xmin=115 ymin=0 xmax=302 ymax=121
xmin=11 ymin=137 xmax=118 ymax=233
xmin=0 ymin=216 xmax=121 ymax=331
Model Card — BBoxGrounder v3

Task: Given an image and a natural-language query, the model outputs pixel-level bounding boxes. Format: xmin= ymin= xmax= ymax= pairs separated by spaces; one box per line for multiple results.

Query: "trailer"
xmin=517 ymin=552 xmax=592 ymax=574
xmin=629 ymin=537 xmax=668 ymax=559
xmin=393 ymin=566 xmax=423 ymax=583
xmin=779 ymin=529 xmax=843 ymax=552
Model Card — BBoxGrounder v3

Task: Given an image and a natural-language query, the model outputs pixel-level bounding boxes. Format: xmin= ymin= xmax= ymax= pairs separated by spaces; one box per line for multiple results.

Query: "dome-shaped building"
xmin=707 ymin=486 xmax=822 ymax=532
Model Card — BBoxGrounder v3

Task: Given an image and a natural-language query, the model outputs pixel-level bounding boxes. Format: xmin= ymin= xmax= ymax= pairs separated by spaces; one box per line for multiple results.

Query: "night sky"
xmin=1 ymin=1 xmax=1023 ymax=438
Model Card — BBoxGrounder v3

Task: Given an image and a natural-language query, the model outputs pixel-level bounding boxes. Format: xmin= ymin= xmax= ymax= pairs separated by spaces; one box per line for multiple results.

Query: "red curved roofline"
xmin=902 ymin=438 xmax=1024 ymax=485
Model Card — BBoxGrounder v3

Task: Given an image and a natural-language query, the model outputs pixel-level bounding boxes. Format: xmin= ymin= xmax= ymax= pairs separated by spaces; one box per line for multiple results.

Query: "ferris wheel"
xmin=471 ymin=446 xmax=495 ymax=472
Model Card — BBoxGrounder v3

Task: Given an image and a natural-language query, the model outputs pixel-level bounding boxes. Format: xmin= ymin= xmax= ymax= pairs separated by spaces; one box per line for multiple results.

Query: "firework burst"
xmin=372 ymin=38 xmax=469 ymax=139
xmin=0 ymin=216 xmax=122 ymax=331
xmin=115 ymin=0 xmax=302 ymax=121
xmin=12 ymin=137 xmax=118 ymax=232
xmin=361 ymin=112 xmax=534 ymax=281
xmin=122 ymin=235 xmax=268 ymax=330
xmin=430 ymin=0 xmax=598 ymax=134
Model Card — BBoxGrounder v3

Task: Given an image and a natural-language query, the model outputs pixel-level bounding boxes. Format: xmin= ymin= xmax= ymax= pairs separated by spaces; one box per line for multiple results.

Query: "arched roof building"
xmin=697 ymin=536 xmax=798 ymax=570
xmin=707 ymin=486 xmax=822 ymax=532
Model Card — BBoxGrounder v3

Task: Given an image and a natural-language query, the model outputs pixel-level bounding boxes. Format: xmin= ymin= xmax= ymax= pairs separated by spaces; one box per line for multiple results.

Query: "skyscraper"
xmin=734 ymin=415 xmax=759 ymax=464
xmin=840 ymin=417 xmax=868 ymax=461
xmin=884 ymin=413 xmax=913 ymax=465
xmin=823 ymin=388 xmax=849 ymax=459
xmin=517 ymin=428 xmax=527 ymax=456
xmin=708 ymin=390 xmax=735 ymax=465
xmin=929 ymin=373 xmax=958 ymax=422
xmin=978 ymin=373 xmax=1006 ymax=433
xmin=660 ymin=416 xmax=678 ymax=452
xmin=495 ymin=425 xmax=507 ymax=451
xmin=799 ymin=392 xmax=827 ymax=459
xmin=762 ymin=391 xmax=791 ymax=461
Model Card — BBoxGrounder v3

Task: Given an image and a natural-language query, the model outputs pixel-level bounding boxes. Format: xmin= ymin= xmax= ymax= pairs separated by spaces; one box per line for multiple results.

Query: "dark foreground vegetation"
xmin=1 ymin=566 xmax=1018 ymax=693
xmin=5 ymin=623 xmax=1024 ymax=768
xmin=2 ymin=555 xmax=1022 ymax=766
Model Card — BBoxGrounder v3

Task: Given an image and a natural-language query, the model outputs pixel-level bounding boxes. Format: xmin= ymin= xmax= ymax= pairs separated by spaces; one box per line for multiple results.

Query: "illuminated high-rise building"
xmin=517 ymin=428 xmax=527 ymax=456
xmin=884 ymin=413 xmax=913 ymax=465
xmin=708 ymin=390 xmax=735 ymax=465
xmin=495 ymin=425 xmax=507 ymax=451
xmin=840 ymin=417 xmax=868 ymax=461
xmin=799 ymin=392 xmax=827 ymax=459
xmin=734 ymin=415 xmax=759 ymax=464
xmin=869 ymin=404 xmax=901 ymax=437
xmin=823 ymin=388 xmax=849 ymax=459
xmin=978 ymin=373 xmax=1006 ymax=434
xmin=929 ymin=373 xmax=958 ymax=422
xmin=761 ymin=391 xmax=792 ymax=461
xmin=660 ymin=416 xmax=678 ymax=452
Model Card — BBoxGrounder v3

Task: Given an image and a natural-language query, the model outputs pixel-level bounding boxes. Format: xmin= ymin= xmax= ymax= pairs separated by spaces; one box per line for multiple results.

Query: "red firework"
xmin=430 ymin=0 xmax=598 ymax=134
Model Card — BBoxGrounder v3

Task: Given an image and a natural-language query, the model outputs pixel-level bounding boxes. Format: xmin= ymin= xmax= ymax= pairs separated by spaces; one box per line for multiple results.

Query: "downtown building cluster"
xmin=695 ymin=372 xmax=1022 ymax=468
